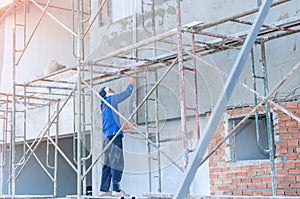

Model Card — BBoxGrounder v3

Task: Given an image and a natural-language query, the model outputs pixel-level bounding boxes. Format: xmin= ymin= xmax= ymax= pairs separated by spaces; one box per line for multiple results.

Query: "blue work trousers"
xmin=100 ymin=134 xmax=124 ymax=192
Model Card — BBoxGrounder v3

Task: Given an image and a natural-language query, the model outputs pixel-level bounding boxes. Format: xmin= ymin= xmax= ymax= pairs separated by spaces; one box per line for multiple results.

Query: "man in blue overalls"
xmin=98 ymin=75 xmax=135 ymax=197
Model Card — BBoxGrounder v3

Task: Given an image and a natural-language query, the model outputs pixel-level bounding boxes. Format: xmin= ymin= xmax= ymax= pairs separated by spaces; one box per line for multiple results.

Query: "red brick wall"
xmin=208 ymin=101 xmax=300 ymax=196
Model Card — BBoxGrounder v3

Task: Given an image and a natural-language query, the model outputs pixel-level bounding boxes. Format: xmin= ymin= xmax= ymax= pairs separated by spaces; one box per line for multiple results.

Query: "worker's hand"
xmin=122 ymin=123 xmax=132 ymax=130
xmin=129 ymin=74 xmax=135 ymax=85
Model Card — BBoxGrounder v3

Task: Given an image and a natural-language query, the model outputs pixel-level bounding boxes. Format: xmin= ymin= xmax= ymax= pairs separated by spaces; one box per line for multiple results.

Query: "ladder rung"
xmin=15 ymin=23 xmax=25 ymax=26
xmin=183 ymin=66 xmax=194 ymax=71
xmin=185 ymin=107 xmax=197 ymax=111
xmin=255 ymin=75 xmax=264 ymax=79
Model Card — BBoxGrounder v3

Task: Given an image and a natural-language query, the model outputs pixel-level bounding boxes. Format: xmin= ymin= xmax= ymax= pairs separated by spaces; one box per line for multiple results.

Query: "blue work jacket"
xmin=100 ymin=85 xmax=133 ymax=137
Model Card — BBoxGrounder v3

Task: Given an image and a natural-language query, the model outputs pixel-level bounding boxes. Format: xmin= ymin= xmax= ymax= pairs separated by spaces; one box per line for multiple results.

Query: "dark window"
xmin=229 ymin=114 xmax=275 ymax=161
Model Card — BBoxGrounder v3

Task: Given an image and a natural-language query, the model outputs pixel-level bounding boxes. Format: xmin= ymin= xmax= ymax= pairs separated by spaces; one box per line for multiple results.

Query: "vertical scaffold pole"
xmin=176 ymin=0 xmax=188 ymax=169
xmin=11 ymin=7 xmax=17 ymax=197
xmin=76 ymin=0 xmax=84 ymax=198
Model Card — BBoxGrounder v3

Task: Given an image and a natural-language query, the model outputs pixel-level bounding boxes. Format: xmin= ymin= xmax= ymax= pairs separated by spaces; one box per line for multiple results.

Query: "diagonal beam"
xmin=174 ymin=0 xmax=274 ymax=198
xmin=31 ymin=0 xmax=77 ymax=37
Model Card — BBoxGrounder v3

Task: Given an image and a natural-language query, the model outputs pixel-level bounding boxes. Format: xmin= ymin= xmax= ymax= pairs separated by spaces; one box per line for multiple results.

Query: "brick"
xmin=211 ymin=156 xmax=223 ymax=161
xmin=227 ymin=172 xmax=236 ymax=177
xmin=290 ymin=183 xmax=300 ymax=188
xmin=218 ymin=173 xmax=227 ymax=178
xmin=284 ymin=176 xmax=296 ymax=181
xmin=237 ymin=172 xmax=247 ymax=176
xmin=286 ymin=155 xmax=298 ymax=160
xmin=252 ymin=178 xmax=263 ymax=183
xmin=287 ymin=148 xmax=294 ymax=153
xmin=296 ymin=162 xmax=300 ymax=167
xmin=296 ymin=148 xmax=300 ymax=153
xmin=276 ymin=129 xmax=287 ymax=134
xmin=232 ymin=178 xmax=241 ymax=183
xmin=233 ymin=166 xmax=242 ymax=170
xmin=289 ymin=170 xmax=300 ymax=174
xmin=212 ymin=180 xmax=222 ymax=185
xmin=262 ymin=177 xmax=271 ymax=182
xmin=275 ymin=121 xmax=286 ymax=126
xmin=213 ymin=168 xmax=223 ymax=172
xmin=209 ymin=162 xmax=218 ymax=167
xmin=278 ymin=184 xmax=289 ymax=188
xmin=286 ymin=121 xmax=298 ymax=126
xmin=287 ymin=128 xmax=299 ymax=133
xmin=285 ymin=190 xmax=297 ymax=196
xmin=237 ymin=185 xmax=247 ymax=189
xmin=222 ymin=179 xmax=232 ymax=184
xmin=263 ymin=191 xmax=273 ymax=196
xmin=259 ymin=170 xmax=265 ymax=175
xmin=248 ymin=184 xmax=256 ymax=189
xmin=276 ymin=176 xmax=285 ymax=181
xmin=256 ymin=184 xmax=267 ymax=189
xmin=243 ymin=191 xmax=253 ymax=195
xmin=233 ymin=191 xmax=243 ymax=196
xmin=265 ymin=170 xmax=271 ymax=175
xmin=253 ymin=192 xmax=263 ymax=196
xmin=288 ymin=141 xmax=299 ymax=146
xmin=281 ymin=135 xmax=293 ymax=140
xmin=241 ymin=178 xmax=251 ymax=183
xmin=293 ymin=133 xmax=300 ymax=139
xmin=242 ymin=108 xmax=251 ymax=113
xmin=277 ymin=190 xmax=285 ymax=195
xmin=218 ymin=186 xmax=229 ymax=190
xmin=247 ymin=171 xmax=257 ymax=176
xmin=284 ymin=162 xmax=295 ymax=168
xmin=277 ymin=170 xmax=288 ymax=175
xmin=228 ymin=185 xmax=237 ymax=190
xmin=262 ymin=163 xmax=270 ymax=168
xmin=250 ymin=165 xmax=261 ymax=169
xmin=276 ymin=141 xmax=287 ymax=146
xmin=241 ymin=165 xmax=252 ymax=170
xmin=277 ymin=148 xmax=288 ymax=154
xmin=210 ymin=174 xmax=218 ymax=178
xmin=279 ymin=116 xmax=292 ymax=121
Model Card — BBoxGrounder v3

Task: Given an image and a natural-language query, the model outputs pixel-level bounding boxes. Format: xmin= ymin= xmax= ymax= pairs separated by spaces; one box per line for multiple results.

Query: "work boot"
xmin=99 ymin=191 xmax=111 ymax=197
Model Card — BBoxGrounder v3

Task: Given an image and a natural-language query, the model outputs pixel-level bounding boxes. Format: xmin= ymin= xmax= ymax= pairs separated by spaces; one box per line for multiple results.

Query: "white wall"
xmin=1 ymin=1 xmax=78 ymax=91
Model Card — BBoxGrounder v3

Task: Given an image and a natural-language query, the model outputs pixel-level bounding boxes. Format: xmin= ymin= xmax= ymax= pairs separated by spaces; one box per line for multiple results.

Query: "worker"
xmin=98 ymin=75 xmax=135 ymax=197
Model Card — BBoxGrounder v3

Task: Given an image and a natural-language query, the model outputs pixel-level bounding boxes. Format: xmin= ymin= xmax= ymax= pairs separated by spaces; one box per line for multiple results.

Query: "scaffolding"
xmin=0 ymin=0 xmax=300 ymax=198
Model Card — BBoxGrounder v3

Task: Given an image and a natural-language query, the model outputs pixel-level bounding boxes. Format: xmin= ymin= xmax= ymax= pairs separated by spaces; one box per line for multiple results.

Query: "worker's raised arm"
xmin=112 ymin=75 xmax=135 ymax=104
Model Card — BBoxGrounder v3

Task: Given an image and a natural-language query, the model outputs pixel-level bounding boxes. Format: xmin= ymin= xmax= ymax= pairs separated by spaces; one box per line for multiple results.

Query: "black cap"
xmin=99 ymin=87 xmax=106 ymax=97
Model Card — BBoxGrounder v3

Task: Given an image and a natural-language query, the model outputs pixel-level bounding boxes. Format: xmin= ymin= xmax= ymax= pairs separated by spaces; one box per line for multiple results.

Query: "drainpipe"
xmin=251 ymin=48 xmax=269 ymax=155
